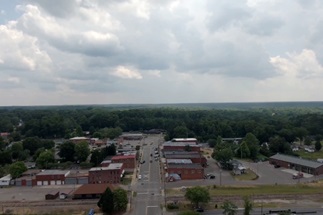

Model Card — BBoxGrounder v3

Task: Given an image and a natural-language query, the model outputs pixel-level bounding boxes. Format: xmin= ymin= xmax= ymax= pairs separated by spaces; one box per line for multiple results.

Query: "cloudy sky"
xmin=1 ymin=0 xmax=323 ymax=106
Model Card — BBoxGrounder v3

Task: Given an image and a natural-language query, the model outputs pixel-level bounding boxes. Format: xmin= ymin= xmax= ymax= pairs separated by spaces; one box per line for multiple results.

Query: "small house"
xmin=0 ymin=174 xmax=11 ymax=187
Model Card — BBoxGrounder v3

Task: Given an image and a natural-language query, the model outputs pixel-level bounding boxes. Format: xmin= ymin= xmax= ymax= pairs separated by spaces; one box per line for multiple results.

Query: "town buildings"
xmin=89 ymin=163 xmax=124 ymax=184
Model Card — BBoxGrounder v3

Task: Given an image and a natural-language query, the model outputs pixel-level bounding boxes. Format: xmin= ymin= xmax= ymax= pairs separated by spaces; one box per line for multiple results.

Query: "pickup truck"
xmin=292 ymin=172 xmax=303 ymax=179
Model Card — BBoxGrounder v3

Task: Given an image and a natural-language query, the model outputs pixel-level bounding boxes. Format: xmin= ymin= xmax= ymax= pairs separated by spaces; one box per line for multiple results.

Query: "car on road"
xmin=194 ymin=207 xmax=204 ymax=212
xmin=140 ymin=160 xmax=145 ymax=164
xmin=292 ymin=172 xmax=304 ymax=179
xmin=138 ymin=175 xmax=142 ymax=180
xmin=205 ymin=174 xmax=215 ymax=179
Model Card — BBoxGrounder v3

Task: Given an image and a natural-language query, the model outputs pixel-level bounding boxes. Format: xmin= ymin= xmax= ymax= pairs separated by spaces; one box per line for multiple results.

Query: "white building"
xmin=0 ymin=174 xmax=12 ymax=187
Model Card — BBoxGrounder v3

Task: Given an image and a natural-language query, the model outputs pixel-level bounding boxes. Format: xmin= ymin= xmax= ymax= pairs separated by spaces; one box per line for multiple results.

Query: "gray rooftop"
xmin=167 ymin=163 xmax=203 ymax=169
xmin=163 ymin=151 xmax=199 ymax=155
xmin=90 ymin=163 xmax=123 ymax=171
xmin=37 ymin=170 xmax=70 ymax=176
xmin=165 ymin=154 xmax=201 ymax=159
xmin=163 ymin=142 xmax=200 ymax=147
xmin=166 ymin=159 xmax=193 ymax=164
xmin=270 ymin=153 xmax=323 ymax=169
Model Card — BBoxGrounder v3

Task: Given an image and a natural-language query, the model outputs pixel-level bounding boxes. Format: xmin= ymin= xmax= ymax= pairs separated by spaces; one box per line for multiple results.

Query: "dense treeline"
xmin=0 ymin=107 xmax=323 ymax=143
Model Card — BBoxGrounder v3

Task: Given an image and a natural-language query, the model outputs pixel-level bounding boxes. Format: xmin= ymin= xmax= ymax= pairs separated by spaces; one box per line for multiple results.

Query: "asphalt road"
xmin=199 ymin=207 xmax=321 ymax=215
xmin=130 ymin=134 xmax=165 ymax=215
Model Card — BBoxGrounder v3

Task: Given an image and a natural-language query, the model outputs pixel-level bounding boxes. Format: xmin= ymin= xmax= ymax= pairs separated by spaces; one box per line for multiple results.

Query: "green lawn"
xmin=232 ymin=169 xmax=258 ymax=181
xmin=166 ymin=183 xmax=323 ymax=197
xmin=296 ymin=150 xmax=323 ymax=160
xmin=121 ymin=177 xmax=132 ymax=185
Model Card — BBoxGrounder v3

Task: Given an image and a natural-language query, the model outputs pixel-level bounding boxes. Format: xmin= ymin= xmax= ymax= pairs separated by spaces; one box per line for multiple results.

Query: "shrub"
xmin=167 ymin=203 xmax=179 ymax=210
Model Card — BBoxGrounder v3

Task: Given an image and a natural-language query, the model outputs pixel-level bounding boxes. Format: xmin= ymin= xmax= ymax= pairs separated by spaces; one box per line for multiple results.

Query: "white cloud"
xmin=111 ymin=66 xmax=143 ymax=79
xmin=270 ymin=49 xmax=323 ymax=78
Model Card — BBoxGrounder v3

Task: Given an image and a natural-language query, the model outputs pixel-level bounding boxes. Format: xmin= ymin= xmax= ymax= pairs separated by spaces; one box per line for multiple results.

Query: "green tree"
xmin=244 ymin=133 xmax=260 ymax=160
xmin=113 ymin=188 xmax=128 ymax=212
xmin=173 ymin=125 xmax=189 ymax=138
xmin=239 ymin=141 xmax=250 ymax=159
xmin=243 ymin=196 xmax=253 ymax=215
xmin=304 ymin=136 xmax=312 ymax=146
xmin=98 ymin=187 xmax=114 ymax=214
xmin=59 ymin=141 xmax=75 ymax=162
xmin=269 ymin=136 xmax=291 ymax=155
xmin=315 ymin=140 xmax=322 ymax=151
xmin=221 ymin=200 xmax=237 ymax=215
xmin=33 ymin=147 xmax=46 ymax=161
xmin=90 ymin=149 xmax=102 ymax=166
xmin=11 ymin=142 xmax=24 ymax=160
xmin=214 ymin=148 xmax=233 ymax=169
xmin=185 ymin=186 xmax=210 ymax=208
xmin=106 ymin=144 xmax=116 ymax=156
xmin=41 ymin=140 xmax=55 ymax=149
xmin=208 ymin=139 xmax=217 ymax=148
xmin=0 ymin=137 xmax=6 ymax=151
xmin=22 ymin=137 xmax=42 ymax=155
xmin=0 ymin=150 xmax=12 ymax=165
xmin=36 ymin=150 xmax=55 ymax=169
xmin=75 ymin=141 xmax=90 ymax=162
xmin=9 ymin=161 xmax=27 ymax=179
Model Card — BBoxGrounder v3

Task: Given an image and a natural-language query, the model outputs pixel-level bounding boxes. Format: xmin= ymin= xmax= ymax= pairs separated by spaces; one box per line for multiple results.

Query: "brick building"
xmin=36 ymin=170 xmax=70 ymax=186
xmin=15 ymin=169 xmax=41 ymax=187
xmin=269 ymin=153 xmax=323 ymax=175
xmin=164 ymin=151 xmax=207 ymax=167
xmin=162 ymin=142 xmax=201 ymax=152
xmin=73 ymin=184 xmax=117 ymax=199
xmin=111 ymin=155 xmax=136 ymax=170
xmin=89 ymin=163 xmax=124 ymax=184
xmin=166 ymin=163 xmax=204 ymax=180
xmin=171 ymin=138 xmax=198 ymax=144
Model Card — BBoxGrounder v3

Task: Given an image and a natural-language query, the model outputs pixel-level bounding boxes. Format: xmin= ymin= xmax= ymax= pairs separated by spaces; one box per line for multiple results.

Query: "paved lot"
xmin=0 ymin=184 xmax=81 ymax=202
xmin=165 ymin=146 xmax=323 ymax=188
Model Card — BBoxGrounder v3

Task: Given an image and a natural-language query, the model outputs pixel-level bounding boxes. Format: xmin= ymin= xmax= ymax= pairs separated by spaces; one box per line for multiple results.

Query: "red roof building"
xmin=73 ymin=184 xmax=117 ymax=199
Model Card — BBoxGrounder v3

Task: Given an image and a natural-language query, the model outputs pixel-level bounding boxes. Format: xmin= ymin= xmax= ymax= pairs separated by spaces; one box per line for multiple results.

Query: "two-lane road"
xmin=131 ymin=135 xmax=164 ymax=215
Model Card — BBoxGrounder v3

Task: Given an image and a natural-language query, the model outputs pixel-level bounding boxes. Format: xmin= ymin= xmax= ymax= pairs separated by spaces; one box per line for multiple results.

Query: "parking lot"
xmin=165 ymin=149 xmax=322 ymax=189
xmin=0 ymin=184 xmax=81 ymax=202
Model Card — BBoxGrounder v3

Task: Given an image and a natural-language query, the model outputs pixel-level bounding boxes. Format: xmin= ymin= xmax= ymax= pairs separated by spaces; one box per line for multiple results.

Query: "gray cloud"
xmin=1 ymin=0 xmax=323 ymax=104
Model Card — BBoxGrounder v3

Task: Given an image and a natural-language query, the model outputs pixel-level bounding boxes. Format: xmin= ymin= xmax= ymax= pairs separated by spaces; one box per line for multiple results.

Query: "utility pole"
xmin=219 ymin=170 xmax=222 ymax=186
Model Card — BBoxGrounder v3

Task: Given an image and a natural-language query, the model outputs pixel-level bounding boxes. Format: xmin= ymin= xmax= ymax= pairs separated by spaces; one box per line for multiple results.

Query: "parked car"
xmin=293 ymin=172 xmax=304 ymax=179
xmin=195 ymin=207 xmax=204 ymax=212
xmin=205 ymin=174 xmax=216 ymax=179
xmin=140 ymin=160 xmax=145 ymax=164
xmin=138 ymin=175 xmax=142 ymax=180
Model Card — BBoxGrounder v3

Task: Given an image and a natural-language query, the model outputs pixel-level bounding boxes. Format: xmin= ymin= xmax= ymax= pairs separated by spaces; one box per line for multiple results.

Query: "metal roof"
xmin=166 ymin=159 xmax=192 ymax=164
xmin=73 ymin=184 xmax=116 ymax=195
xmin=37 ymin=170 xmax=70 ymax=176
xmin=90 ymin=163 xmax=123 ymax=171
xmin=167 ymin=163 xmax=203 ymax=169
xmin=165 ymin=154 xmax=201 ymax=159
xmin=270 ymin=153 xmax=323 ymax=169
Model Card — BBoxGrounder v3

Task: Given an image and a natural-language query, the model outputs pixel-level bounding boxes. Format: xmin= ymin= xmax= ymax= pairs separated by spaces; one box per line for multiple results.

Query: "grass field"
xmin=296 ymin=150 xmax=323 ymax=160
xmin=166 ymin=182 xmax=323 ymax=197
xmin=232 ymin=169 xmax=258 ymax=181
